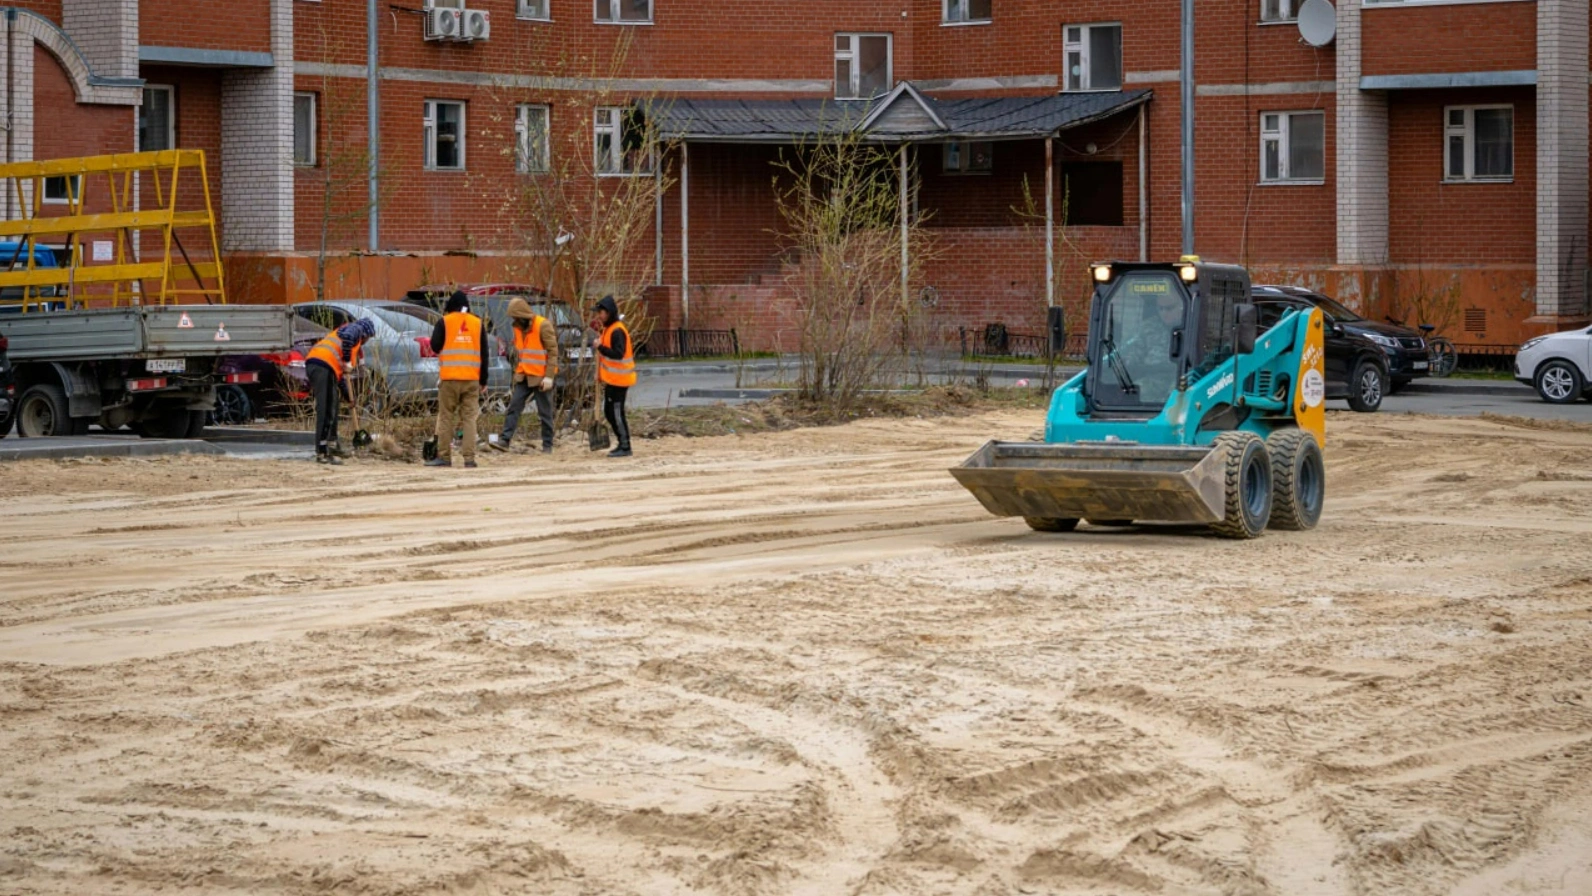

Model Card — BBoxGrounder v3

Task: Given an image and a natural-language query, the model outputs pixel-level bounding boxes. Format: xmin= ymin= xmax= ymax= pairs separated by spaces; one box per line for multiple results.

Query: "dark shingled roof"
xmin=645 ymin=87 xmax=1151 ymax=143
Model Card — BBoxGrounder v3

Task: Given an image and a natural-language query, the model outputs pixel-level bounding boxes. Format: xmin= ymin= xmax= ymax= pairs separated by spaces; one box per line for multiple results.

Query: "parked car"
xmin=1252 ymin=286 xmax=1391 ymax=412
xmin=209 ymin=314 xmax=329 ymax=424
xmin=403 ymin=283 xmax=592 ymax=369
xmin=1515 ymin=323 xmax=1592 ymax=403
xmin=1252 ymin=284 xmax=1433 ymax=388
xmin=0 ymin=324 xmax=14 ymax=437
xmin=292 ymin=299 xmax=513 ymax=410
xmin=0 ymin=241 xmax=66 ymax=306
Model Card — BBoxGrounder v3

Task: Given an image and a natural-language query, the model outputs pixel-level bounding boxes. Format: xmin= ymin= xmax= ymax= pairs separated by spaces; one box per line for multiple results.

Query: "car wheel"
xmin=16 ymin=384 xmax=86 ymax=437
xmin=1209 ymin=431 xmax=1273 ymax=539
xmin=1266 ymin=428 xmax=1325 ymax=531
xmin=1534 ymin=359 xmax=1584 ymax=404
xmin=1024 ymin=517 xmax=1079 ymax=533
xmin=0 ymin=408 xmax=13 ymax=438
xmin=139 ymin=405 xmax=196 ymax=439
xmin=1346 ymin=361 xmax=1385 ymax=413
xmin=209 ymin=384 xmax=252 ymax=426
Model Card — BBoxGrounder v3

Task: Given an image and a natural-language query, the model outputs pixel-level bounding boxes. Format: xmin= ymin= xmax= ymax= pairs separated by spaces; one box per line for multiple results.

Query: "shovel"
xmin=348 ymin=392 xmax=372 ymax=449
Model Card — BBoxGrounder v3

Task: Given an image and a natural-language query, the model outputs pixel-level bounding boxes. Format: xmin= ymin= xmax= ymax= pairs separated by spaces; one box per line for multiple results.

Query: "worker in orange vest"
xmin=592 ymin=295 xmax=635 ymax=458
xmin=303 ymin=317 xmax=375 ymax=465
xmin=425 ymin=291 xmax=489 ymax=468
xmin=490 ymin=297 xmax=560 ymax=454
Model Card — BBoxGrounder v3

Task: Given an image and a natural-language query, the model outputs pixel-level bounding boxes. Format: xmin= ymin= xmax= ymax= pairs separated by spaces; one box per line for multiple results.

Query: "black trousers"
xmin=603 ymin=384 xmax=630 ymax=450
xmin=501 ymin=379 xmax=554 ymax=447
xmin=308 ymin=363 xmax=339 ymax=453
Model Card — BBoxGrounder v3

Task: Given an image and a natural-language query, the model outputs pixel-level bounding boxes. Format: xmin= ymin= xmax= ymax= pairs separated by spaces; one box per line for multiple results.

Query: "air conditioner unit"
xmin=424 ymin=6 xmax=464 ymax=41
xmin=459 ymin=8 xmax=491 ymax=41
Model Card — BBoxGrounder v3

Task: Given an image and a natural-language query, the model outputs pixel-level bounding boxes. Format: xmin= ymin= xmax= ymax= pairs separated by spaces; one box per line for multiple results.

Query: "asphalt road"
xmin=1 ymin=367 xmax=1583 ymax=462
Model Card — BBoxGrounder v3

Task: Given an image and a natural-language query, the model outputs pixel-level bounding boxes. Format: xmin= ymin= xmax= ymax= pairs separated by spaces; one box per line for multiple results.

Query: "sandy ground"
xmin=2 ymin=409 xmax=1592 ymax=896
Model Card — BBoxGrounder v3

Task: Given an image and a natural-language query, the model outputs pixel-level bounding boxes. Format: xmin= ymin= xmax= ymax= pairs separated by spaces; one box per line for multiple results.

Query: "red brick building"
xmin=7 ymin=0 xmax=1588 ymax=350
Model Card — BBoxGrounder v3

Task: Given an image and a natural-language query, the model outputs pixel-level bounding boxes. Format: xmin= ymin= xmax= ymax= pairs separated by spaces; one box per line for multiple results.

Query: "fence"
xmin=959 ymin=324 xmax=1088 ymax=362
xmin=1451 ymin=343 xmax=1517 ymax=373
xmin=637 ymin=328 xmax=740 ymax=359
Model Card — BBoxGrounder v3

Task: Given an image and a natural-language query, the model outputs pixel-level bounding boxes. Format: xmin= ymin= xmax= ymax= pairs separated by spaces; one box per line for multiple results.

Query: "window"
xmin=138 ymin=85 xmax=174 ymax=152
xmin=518 ymin=0 xmax=549 ymax=18
xmin=1062 ymin=162 xmax=1124 ymax=225
xmin=42 ymin=175 xmax=81 ymax=205
xmin=1260 ymin=111 xmax=1325 ymax=183
xmin=942 ymin=141 xmax=992 ymax=174
xmin=1444 ymin=105 xmax=1512 ymax=182
xmin=943 ymin=0 xmax=990 ymax=25
xmin=594 ymin=0 xmax=649 ymax=24
xmin=515 ymin=104 xmax=550 ymax=174
xmin=424 ymin=100 xmax=465 ymax=171
xmin=1260 ymin=0 xmax=1296 ymax=22
xmin=293 ymin=92 xmax=317 ymax=167
xmin=835 ymin=33 xmax=891 ymax=100
xmin=1063 ymin=24 xmax=1121 ymax=92
xmin=594 ymin=106 xmax=652 ymax=175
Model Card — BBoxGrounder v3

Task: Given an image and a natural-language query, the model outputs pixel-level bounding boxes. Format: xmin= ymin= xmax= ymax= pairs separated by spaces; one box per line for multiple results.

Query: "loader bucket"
xmin=950 ymin=441 xmax=1227 ymax=524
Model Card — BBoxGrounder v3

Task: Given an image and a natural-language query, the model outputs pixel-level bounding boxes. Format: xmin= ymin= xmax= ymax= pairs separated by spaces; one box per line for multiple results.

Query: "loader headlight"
xmin=1179 ymin=265 xmax=1198 ymax=282
xmin=1091 ymin=263 xmax=1112 ymax=283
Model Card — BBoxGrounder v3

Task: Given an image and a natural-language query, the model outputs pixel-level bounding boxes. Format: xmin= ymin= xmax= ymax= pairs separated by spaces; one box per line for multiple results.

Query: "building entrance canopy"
xmin=645 ymin=83 xmax=1152 ymax=144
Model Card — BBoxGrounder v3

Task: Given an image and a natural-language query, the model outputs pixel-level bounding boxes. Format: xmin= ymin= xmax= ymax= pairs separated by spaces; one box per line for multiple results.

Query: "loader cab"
xmin=1084 ymin=260 xmax=1253 ymax=416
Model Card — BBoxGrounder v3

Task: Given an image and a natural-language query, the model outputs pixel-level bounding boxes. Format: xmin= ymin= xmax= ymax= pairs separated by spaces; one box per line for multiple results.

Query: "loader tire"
xmin=1024 ymin=517 xmax=1080 ymax=533
xmin=1266 ymin=429 xmax=1324 ymax=531
xmin=1209 ymin=431 xmax=1272 ymax=539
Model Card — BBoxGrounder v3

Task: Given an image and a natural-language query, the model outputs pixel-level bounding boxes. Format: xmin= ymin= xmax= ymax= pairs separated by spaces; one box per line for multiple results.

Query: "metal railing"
xmin=959 ymin=324 xmax=1088 ymax=362
xmin=1450 ymin=343 xmax=1517 ymax=373
xmin=637 ymin=327 xmax=740 ymax=359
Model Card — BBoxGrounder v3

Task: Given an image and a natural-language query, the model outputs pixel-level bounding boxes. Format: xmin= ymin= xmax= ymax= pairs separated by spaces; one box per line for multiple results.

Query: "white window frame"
xmin=594 ymin=106 xmax=653 ymax=177
xmin=594 ymin=0 xmax=650 ymax=24
xmin=515 ymin=104 xmax=550 ymax=174
xmin=1443 ymin=104 xmax=1513 ymax=183
xmin=834 ymin=33 xmax=893 ymax=100
xmin=41 ymin=175 xmax=81 ymax=205
xmin=1259 ymin=110 xmax=1326 ymax=184
xmin=943 ymin=0 xmax=991 ymax=26
xmin=293 ymin=92 xmax=317 ymax=168
xmin=1260 ymin=0 xmax=1297 ymax=22
xmin=138 ymin=84 xmax=175 ymax=153
xmin=1063 ymin=23 xmax=1122 ymax=93
xmin=518 ymin=0 xmax=550 ymax=19
xmin=423 ymin=99 xmax=466 ymax=172
xmin=942 ymin=141 xmax=993 ymax=174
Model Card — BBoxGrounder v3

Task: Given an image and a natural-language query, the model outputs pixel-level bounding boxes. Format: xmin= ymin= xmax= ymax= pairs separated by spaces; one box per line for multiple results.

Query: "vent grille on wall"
xmin=1464 ymin=308 xmax=1487 ymax=333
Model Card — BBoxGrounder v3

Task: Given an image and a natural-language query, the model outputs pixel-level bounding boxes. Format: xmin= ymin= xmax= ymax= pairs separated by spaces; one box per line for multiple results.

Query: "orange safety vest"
xmin=598 ymin=320 xmax=636 ymax=387
xmin=514 ymin=316 xmax=548 ymax=378
xmin=439 ymin=312 xmax=483 ymax=382
xmin=306 ymin=330 xmax=361 ymax=380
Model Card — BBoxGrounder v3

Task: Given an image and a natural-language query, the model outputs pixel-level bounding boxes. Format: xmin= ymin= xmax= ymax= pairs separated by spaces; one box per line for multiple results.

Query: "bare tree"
xmin=772 ymin=130 xmax=933 ymax=410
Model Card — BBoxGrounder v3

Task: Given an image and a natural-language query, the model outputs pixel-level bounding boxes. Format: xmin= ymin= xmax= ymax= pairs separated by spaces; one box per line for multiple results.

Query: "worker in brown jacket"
xmin=490 ymin=297 xmax=561 ymax=454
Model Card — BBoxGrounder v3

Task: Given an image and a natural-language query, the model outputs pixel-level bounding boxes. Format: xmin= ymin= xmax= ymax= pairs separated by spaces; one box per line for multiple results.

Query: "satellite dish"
xmin=1298 ymin=0 xmax=1337 ymax=47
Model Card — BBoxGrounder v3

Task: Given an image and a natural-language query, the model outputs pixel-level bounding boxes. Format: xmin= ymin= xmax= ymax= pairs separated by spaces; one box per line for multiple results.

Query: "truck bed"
xmin=1 ymin=305 xmax=292 ymax=362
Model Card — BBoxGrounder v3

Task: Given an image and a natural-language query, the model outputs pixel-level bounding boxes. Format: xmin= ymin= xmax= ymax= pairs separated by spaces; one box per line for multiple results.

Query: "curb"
xmin=1397 ymin=380 xmax=1531 ymax=397
xmin=201 ymin=426 xmax=316 ymax=446
xmin=0 ymin=437 xmax=225 ymax=462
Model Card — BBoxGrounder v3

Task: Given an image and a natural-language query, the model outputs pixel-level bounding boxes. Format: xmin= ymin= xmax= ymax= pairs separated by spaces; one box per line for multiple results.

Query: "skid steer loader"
xmin=951 ymin=258 xmax=1327 ymax=539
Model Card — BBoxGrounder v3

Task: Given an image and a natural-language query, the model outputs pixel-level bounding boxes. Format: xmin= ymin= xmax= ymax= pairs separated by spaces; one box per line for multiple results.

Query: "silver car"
xmin=291 ymin=300 xmax=514 ymax=410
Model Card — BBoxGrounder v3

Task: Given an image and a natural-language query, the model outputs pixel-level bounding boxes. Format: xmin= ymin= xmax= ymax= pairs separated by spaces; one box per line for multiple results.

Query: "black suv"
xmin=1252 ymin=286 xmax=1391 ymax=413
xmin=0 ymin=326 xmax=13 ymax=437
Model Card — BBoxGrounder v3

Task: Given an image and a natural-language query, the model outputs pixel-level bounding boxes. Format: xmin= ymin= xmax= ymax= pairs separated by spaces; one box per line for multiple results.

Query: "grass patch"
xmin=634 ymin=385 xmax=1049 ymax=439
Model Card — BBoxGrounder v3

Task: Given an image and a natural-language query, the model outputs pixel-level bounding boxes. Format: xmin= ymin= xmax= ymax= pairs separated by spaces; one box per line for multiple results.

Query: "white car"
xmin=1515 ymin=324 xmax=1592 ymax=403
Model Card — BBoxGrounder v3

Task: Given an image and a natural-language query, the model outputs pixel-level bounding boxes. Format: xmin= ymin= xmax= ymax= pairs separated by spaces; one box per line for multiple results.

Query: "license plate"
xmin=1413 ymin=361 xmax=1429 ymax=370
xmin=147 ymin=359 xmax=186 ymax=373
xmin=567 ymin=348 xmax=593 ymax=361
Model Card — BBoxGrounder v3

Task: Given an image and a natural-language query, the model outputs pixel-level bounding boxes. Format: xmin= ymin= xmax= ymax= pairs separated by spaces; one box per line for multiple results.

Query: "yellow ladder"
xmin=0 ymin=150 xmax=227 ymax=309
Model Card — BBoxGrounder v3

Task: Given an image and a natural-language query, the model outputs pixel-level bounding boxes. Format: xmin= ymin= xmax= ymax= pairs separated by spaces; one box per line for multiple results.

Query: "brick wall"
xmin=1363 ymin=2 xmax=1536 ymax=77
xmin=141 ymin=0 xmax=271 ymax=55
xmin=1386 ymin=87 xmax=1536 ymax=265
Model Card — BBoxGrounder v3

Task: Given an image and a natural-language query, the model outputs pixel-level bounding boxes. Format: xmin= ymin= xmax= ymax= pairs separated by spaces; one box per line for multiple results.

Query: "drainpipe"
xmin=680 ymin=140 xmax=689 ymax=329
xmin=1180 ymin=0 xmax=1195 ymax=256
xmin=899 ymin=143 xmax=908 ymax=307
xmin=5 ymin=8 xmax=13 ymax=222
xmin=1138 ymin=103 xmax=1148 ymax=262
xmin=366 ymin=0 xmax=379 ymax=251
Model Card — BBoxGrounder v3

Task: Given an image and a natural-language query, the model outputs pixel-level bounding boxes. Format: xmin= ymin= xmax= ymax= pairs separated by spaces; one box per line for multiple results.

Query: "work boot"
xmin=541 ymin=443 xmax=554 ymax=454
xmin=463 ymin=460 xmax=478 ymax=468
xmin=607 ymin=447 xmax=632 ymax=458
xmin=424 ymin=457 xmax=452 ymax=467
xmin=489 ymin=438 xmax=510 ymax=453
xmin=329 ymin=441 xmax=351 ymax=459
xmin=324 ymin=454 xmax=343 ymax=466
